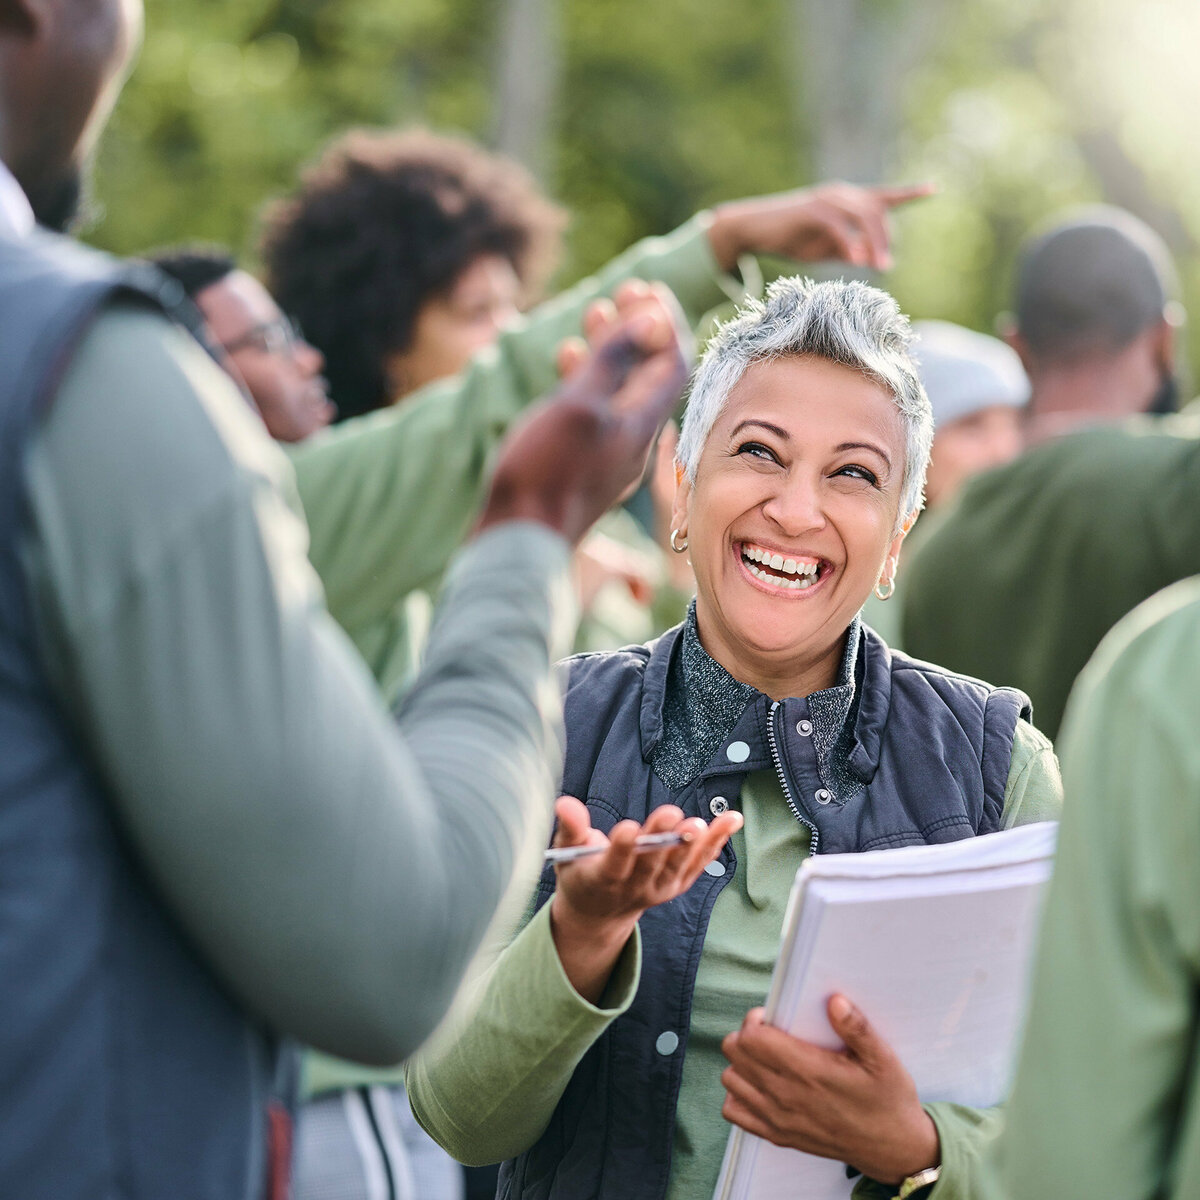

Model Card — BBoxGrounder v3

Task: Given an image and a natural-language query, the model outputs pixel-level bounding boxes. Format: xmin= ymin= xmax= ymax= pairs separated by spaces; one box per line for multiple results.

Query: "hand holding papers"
xmin=715 ymin=822 xmax=1058 ymax=1200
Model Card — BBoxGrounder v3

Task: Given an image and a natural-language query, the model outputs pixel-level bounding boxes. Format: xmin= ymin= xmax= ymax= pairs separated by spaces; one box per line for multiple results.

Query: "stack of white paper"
xmin=714 ymin=821 xmax=1058 ymax=1200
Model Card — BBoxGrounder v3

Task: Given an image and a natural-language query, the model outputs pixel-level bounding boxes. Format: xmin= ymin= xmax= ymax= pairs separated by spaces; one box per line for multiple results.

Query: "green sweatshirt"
xmin=901 ymin=416 xmax=1200 ymax=740
xmin=986 ymin=577 xmax=1200 ymax=1199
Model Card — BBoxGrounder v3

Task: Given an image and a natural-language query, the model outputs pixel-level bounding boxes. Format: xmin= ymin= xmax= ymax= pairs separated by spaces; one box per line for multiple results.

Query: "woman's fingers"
xmin=556 ymin=803 xmax=742 ymax=913
xmin=552 ymin=795 xmax=595 ymax=845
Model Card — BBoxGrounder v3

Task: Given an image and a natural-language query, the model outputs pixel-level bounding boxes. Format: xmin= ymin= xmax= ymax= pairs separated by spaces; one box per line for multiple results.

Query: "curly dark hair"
xmin=259 ymin=128 xmax=566 ymax=421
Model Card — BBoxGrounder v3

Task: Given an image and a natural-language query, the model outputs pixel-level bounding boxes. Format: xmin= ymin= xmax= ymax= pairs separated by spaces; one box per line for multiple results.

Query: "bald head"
xmin=1014 ymin=207 xmax=1176 ymax=366
xmin=0 ymin=0 xmax=143 ymax=230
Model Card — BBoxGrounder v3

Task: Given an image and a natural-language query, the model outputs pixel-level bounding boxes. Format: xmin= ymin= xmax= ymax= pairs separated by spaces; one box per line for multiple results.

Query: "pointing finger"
xmin=874 ymin=182 xmax=938 ymax=208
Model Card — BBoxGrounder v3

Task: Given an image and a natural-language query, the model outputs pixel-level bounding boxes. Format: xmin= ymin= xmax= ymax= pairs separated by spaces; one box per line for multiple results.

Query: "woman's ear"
xmin=888 ymin=509 xmax=919 ymax=564
xmin=670 ymin=467 xmax=693 ymax=543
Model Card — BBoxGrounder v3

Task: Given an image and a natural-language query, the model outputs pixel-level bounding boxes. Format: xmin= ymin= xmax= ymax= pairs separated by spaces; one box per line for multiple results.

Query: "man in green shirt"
xmin=0 ymin=0 xmax=697 ymax=1191
xmin=901 ymin=208 xmax=1187 ymax=740
xmin=986 ymin=577 xmax=1200 ymax=1198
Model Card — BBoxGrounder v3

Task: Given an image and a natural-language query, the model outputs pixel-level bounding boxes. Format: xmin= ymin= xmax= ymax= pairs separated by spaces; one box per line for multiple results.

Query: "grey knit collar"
xmin=652 ymin=602 xmax=862 ymax=791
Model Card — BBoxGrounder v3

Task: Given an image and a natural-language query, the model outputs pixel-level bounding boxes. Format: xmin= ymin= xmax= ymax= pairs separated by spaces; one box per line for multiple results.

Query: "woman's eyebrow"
xmin=837 ymin=441 xmax=893 ymax=470
xmin=730 ymin=419 xmax=791 ymax=441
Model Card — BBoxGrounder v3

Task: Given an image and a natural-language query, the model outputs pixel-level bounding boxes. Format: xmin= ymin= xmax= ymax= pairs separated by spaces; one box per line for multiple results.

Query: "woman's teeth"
xmin=741 ymin=545 xmax=820 ymax=590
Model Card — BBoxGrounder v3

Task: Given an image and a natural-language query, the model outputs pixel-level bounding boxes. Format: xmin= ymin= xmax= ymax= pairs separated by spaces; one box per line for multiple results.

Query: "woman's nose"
xmin=761 ymin=475 xmax=827 ymax=535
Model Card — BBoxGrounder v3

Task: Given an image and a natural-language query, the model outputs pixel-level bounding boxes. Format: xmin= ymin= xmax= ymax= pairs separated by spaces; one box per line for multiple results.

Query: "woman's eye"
xmin=736 ymin=441 xmax=778 ymax=463
xmin=834 ymin=464 xmax=880 ymax=486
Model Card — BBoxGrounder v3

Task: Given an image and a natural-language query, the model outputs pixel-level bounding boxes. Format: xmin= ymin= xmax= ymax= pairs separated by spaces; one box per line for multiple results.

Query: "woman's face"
xmin=673 ymin=354 xmax=912 ymax=695
xmin=386 ymin=253 xmax=521 ymax=399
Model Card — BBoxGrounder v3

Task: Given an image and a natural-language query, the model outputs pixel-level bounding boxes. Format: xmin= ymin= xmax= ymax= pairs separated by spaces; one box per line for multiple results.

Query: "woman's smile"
xmin=734 ymin=541 xmax=829 ymax=594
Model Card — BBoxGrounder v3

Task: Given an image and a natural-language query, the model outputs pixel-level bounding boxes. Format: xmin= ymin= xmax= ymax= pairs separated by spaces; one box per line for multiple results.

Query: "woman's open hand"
xmin=548 ymin=795 xmax=742 ymax=1004
xmin=720 ymin=997 xmax=940 ymax=1186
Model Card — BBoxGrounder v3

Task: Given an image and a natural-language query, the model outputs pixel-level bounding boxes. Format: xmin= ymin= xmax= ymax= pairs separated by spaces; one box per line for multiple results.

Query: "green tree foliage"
xmin=91 ymin=0 xmax=1198 ymax=379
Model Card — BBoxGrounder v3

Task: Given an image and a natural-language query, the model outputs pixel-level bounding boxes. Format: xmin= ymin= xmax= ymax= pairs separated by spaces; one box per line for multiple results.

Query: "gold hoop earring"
xmin=669 ymin=529 xmax=688 ymax=554
xmin=874 ymin=577 xmax=895 ymax=602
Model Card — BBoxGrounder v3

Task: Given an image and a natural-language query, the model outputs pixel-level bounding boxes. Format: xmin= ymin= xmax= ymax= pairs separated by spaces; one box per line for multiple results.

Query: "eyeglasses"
xmin=220 ymin=315 xmax=306 ymax=359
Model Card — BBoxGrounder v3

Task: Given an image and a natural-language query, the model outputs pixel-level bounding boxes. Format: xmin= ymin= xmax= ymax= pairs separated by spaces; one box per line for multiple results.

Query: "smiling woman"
xmin=406 ymin=278 xmax=1064 ymax=1200
xmin=675 ymin=352 xmax=914 ymax=700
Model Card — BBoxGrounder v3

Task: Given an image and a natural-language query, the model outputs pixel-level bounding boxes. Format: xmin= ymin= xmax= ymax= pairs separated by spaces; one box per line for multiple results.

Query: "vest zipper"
xmin=767 ymin=699 xmax=820 ymax=855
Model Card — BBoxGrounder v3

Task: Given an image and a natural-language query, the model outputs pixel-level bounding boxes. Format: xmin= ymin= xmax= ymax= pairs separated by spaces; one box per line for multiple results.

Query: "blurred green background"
xmin=91 ymin=0 xmax=1200 ymax=380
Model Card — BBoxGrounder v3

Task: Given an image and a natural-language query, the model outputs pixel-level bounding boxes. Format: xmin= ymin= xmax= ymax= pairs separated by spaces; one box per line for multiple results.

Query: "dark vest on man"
xmin=497 ymin=621 xmax=1029 ymax=1200
xmin=0 ymin=230 xmax=288 ymax=1199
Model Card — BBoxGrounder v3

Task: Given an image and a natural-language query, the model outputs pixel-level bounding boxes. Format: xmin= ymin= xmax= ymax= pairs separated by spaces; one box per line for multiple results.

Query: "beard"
xmin=1145 ymin=369 xmax=1180 ymax=416
xmin=24 ymin=167 xmax=85 ymax=234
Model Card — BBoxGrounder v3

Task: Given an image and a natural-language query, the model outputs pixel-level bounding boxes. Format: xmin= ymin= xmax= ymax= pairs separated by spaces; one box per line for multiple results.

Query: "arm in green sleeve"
xmin=24 ymin=304 xmax=577 ymax=1065
xmin=406 ymin=902 xmax=641 ymax=1165
xmin=988 ymin=581 xmax=1200 ymax=1199
xmin=998 ymin=719 xmax=1062 ymax=828
xmin=291 ymin=215 xmax=737 ymax=639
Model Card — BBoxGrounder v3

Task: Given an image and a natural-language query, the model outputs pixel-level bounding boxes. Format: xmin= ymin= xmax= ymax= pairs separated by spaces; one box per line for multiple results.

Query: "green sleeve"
xmin=23 ymin=303 xmax=577 ymax=1066
xmin=291 ymin=215 xmax=738 ymax=654
xmin=406 ymin=901 xmax=641 ymax=1166
xmin=988 ymin=580 xmax=1200 ymax=1199
xmin=998 ymin=719 xmax=1062 ymax=828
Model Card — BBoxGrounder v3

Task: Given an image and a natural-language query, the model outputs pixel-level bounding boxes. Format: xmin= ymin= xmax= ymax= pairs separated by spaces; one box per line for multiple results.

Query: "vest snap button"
xmin=725 ymin=740 xmax=750 ymax=763
xmin=814 ymin=788 xmax=832 ymax=805
xmin=704 ymin=859 xmax=726 ymax=877
xmin=655 ymin=1031 xmax=680 ymax=1055
xmin=709 ymin=795 xmax=729 ymax=816
xmin=796 ymin=719 xmax=813 ymax=736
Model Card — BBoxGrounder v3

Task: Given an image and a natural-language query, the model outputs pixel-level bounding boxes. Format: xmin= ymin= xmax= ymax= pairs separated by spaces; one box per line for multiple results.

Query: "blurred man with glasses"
xmin=149 ymin=246 xmax=336 ymax=443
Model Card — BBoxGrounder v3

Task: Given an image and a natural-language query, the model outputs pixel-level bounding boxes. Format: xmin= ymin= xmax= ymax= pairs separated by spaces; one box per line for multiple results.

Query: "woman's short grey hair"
xmin=676 ymin=276 xmax=933 ymax=524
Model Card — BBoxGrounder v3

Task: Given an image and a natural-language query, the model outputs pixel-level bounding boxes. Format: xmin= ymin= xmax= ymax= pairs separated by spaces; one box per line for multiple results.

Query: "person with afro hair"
xmin=260 ymin=128 xmax=566 ymax=420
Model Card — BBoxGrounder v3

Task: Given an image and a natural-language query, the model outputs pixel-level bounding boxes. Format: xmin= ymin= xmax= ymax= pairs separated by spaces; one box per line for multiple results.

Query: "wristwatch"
xmin=895 ymin=1165 xmax=941 ymax=1198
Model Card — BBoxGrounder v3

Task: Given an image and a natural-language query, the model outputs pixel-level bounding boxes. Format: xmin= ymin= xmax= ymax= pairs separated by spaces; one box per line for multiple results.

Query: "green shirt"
xmin=901 ymin=417 xmax=1200 ymax=741
xmin=406 ymin=721 xmax=1062 ymax=1198
xmin=986 ymin=577 xmax=1200 ymax=1199
xmin=22 ymin=302 xmax=576 ymax=1065
xmin=291 ymin=215 xmax=741 ymax=703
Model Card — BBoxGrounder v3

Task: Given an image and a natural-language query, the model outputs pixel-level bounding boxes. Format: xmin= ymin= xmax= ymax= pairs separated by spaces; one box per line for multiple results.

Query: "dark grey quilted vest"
xmin=498 ymin=621 xmax=1029 ymax=1200
xmin=0 ymin=229 xmax=287 ymax=1199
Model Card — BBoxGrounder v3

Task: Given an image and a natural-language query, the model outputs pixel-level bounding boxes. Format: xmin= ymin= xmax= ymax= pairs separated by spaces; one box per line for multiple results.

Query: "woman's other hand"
xmin=706 ymin=181 xmax=935 ymax=274
xmin=720 ymin=997 xmax=940 ymax=1186
xmin=548 ymin=795 xmax=742 ymax=1004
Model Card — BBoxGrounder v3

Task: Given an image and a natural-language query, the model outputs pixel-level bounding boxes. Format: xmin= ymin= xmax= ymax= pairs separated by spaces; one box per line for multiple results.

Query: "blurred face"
xmin=2 ymin=0 xmax=143 ymax=230
xmin=197 ymin=270 xmax=335 ymax=443
xmin=673 ymin=355 xmax=910 ymax=698
xmin=385 ymin=253 xmax=521 ymax=398
xmin=924 ymin=404 xmax=1022 ymax=508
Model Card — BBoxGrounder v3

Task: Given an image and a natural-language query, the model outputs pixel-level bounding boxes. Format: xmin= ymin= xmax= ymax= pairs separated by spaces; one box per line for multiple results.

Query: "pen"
xmin=544 ymin=830 xmax=693 ymax=865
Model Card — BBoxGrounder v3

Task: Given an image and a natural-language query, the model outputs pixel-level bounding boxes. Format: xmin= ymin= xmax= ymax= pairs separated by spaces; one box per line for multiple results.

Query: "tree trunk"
xmin=492 ymin=0 xmax=562 ymax=182
xmin=786 ymin=0 xmax=943 ymax=183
